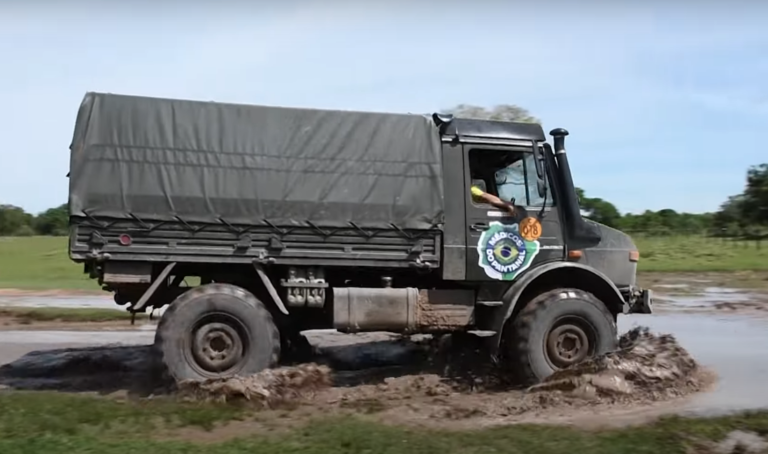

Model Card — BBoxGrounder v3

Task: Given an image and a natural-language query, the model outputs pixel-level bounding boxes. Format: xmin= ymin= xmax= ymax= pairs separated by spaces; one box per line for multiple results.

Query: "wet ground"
xmin=622 ymin=314 xmax=768 ymax=416
xmin=641 ymin=271 xmax=768 ymax=315
xmin=1 ymin=271 xmax=767 ymax=428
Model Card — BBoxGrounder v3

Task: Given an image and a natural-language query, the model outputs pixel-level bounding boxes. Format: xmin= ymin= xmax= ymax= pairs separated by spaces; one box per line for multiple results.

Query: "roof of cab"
xmin=440 ymin=117 xmax=546 ymax=142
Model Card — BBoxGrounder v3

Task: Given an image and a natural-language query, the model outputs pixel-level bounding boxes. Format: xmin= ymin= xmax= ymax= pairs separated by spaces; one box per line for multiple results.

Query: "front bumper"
xmin=623 ymin=287 xmax=653 ymax=314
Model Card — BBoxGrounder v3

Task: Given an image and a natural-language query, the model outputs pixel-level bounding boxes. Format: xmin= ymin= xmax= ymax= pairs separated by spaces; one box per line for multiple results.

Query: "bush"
xmin=13 ymin=225 xmax=36 ymax=237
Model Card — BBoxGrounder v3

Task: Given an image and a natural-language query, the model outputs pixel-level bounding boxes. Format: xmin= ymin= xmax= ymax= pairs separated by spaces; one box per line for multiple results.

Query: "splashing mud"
xmin=0 ymin=325 xmax=712 ymax=428
xmin=527 ymin=327 xmax=702 ymax=402
xmin=177 ymin=363 xmax=332 ymax=406
xmin=174 ymin=326 xmax=708 ymax=420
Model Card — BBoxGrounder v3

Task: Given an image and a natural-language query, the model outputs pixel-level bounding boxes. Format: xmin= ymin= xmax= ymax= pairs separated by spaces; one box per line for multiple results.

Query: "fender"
xmin=488 ymin=261 xmax=625 ymax=352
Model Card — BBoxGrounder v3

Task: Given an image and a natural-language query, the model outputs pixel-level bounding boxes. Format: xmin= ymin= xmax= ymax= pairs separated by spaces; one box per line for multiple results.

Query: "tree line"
xmin=1 ymin=104 xmax=766 ymax=238
xmin=575 ymin=165 xmax=767 ymax=239
xmin=0 ymin=203 xmax=68 ymax=236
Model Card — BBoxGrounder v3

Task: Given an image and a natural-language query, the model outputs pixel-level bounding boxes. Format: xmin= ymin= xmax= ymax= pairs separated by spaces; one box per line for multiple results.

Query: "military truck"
xmin=67 ymin=92 xmax=652 ymax=384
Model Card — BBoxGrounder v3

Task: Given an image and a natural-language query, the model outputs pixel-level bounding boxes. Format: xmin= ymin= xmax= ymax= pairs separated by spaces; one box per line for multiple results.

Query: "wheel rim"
xmin=187 ymin=313 xmax=250 ymax=375
xmin=544 ymin=317 xmax=596 ymax=369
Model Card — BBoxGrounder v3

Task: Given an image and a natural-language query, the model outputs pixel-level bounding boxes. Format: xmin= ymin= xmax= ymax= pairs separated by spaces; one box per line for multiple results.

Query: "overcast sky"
xmin=1 ymin=1 xmax=766 ymax=215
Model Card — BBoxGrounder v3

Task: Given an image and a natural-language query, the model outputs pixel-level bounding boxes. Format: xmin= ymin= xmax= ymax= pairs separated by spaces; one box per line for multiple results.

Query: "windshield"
xmin=494 ymin=153 xmax=553 ymax=207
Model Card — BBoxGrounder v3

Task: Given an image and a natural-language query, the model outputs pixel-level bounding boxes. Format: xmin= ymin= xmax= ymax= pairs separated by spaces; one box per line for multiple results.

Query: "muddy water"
xmin=0 ymin=330 xmax=153 ymax=345
xmin=0 ymin=293 xmax=167 ymax=317
xmin=654 ymin=287 xmax=766 ymax=311
xmin=1 ymin=277 xmax=768 ymax=418
xmin=646 ymin=273 xmax=768 ymax=314
xmin=620 ymin=314 xmax=768 ymax=415
xmin=0 ymin=294 xmax=116 ymax=310
xmin=0 ymin=314 xmax=765 ymax=417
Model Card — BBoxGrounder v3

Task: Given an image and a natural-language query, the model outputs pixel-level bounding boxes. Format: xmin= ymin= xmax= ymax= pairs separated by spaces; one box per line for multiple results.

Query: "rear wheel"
xmin=154 ymin=283 xmax=280 ymax=381
xmin=502 ymin=288 xmax=617 ymax=385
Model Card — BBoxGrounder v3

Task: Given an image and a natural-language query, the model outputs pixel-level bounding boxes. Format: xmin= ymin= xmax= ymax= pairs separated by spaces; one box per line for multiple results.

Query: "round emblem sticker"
xmin=486 ymin=230 xmax=527 ymax=275
xmin=476 ymin=222 xmax=542 ymax=281
xmin=519 ymin=217 xmax=543 ymax=242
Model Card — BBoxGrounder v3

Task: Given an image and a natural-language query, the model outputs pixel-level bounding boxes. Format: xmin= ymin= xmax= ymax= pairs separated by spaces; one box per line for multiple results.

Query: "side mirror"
xmin=532 ymin=143 xmax=546 ymax=198
xmin=532 ymin=144 xmax=545 ymax=179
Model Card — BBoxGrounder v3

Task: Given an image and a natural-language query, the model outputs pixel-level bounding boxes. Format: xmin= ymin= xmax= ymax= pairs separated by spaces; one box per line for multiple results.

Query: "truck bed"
xmin=70 ymin=217 xmax=442 ymax=268
xmin=68 ymin=92 xmax=445 ymax=233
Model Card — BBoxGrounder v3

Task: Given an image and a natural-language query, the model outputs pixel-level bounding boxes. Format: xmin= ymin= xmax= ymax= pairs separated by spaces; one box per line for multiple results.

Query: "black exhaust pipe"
xmin=549 ymin=128 xmax=601 ymax=245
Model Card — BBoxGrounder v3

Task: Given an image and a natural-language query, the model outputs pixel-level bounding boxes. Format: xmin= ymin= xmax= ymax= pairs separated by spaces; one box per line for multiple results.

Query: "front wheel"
xmin=154 ymin=283 xmax=281 ymax=382
xmin=502 ymin=288 xmax=617 ymax=385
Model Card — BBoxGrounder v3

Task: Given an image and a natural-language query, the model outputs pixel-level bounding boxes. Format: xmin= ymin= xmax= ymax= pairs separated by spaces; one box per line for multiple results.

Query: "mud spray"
xmin=176 ymin=327 xmax=711 ymax=417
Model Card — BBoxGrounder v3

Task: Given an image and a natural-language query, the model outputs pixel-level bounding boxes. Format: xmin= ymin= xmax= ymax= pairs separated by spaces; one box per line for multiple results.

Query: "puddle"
xmin=653 ymin=286 xmax=768 ymax=312
xmin=0 ymin=294 xmax=167 ymax=317
xmin=659 ymin=291 xmax=753 ymax=308
xmin=704 ymin=287 xmax=743 ymax=294
xmin=0 ymin=330 xmax=153 ymax=345
xmin=0 ymin=295 xmax=116 ymax=310
xmin=0 ymin=315 xmax=763 ymax=417
xmin=0 ymin=290 xmax=766 ymax=417
xmin=620 ymin=314 xmax=768 ymax=415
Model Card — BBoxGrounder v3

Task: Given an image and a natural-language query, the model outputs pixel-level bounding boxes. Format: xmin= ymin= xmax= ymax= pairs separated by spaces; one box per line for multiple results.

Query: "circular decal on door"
xmin=519 ymin=217 xmax=543 ymax=242
xmin=477 ymin=222 xmax=541 ymax=281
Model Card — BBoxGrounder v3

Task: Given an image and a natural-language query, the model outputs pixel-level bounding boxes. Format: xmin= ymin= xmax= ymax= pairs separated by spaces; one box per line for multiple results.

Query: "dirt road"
xmin=1 ymin=272 xmax=767 ymax=430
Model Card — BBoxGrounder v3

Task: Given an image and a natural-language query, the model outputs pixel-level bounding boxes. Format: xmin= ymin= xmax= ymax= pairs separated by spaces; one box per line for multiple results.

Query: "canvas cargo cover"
xmin=68 ymin=93 xmax=444 ymax=230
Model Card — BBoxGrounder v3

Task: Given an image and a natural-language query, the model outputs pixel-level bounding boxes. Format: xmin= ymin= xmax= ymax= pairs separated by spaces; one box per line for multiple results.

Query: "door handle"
xmin=470 ymin=223 xmax=489 ymax=231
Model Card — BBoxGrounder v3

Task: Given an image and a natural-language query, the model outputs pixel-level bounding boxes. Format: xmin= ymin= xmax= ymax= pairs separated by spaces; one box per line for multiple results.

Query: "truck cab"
xmin=432 ymin=114 xmax=652 ymax=381
xmin=436 ymin=115 xmax=647 ymax=307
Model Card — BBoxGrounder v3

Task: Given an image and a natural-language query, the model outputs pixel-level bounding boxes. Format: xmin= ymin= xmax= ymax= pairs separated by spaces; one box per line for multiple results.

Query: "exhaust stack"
xmin=549 ymin=128 xmax=601 ymax=245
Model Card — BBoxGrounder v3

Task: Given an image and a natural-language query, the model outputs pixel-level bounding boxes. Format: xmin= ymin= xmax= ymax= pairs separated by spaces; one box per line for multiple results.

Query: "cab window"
xmin=468 ymin=149 xmax=555 ymax=207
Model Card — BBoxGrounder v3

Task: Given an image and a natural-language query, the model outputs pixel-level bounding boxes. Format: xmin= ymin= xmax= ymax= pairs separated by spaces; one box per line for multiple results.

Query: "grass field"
xmin=0 ymin=391 xmax=766 ymax=453
xmin=633 ymin=235 xmax=768 ymax=272
xmin=0 ymin=235 xmax=766 ymax=291
xmin=0 ymin=236 xmax=93 ymax=291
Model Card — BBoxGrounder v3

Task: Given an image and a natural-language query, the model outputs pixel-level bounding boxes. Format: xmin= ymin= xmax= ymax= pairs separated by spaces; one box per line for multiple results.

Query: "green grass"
xmin=0 ymin=392 xmax=246 ymax=442
xmin=1 ymin=235 xmax=767 ymax=291
xmin=0 ymin=307 xmax=147 ymax=323
xmin=0 ymin=236 xmax=94 ymax=291
xmin=0 ymin=391 xmax=767 ymax=453
xmin=633 ymin=235 xmax=768 ymax=272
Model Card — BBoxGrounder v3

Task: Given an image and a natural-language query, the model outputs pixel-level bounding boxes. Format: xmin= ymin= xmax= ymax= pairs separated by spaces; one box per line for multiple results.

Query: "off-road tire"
xmin=503 ymin=288 xmax=617 ymax=385
xmin=154 ymin=283 xmax=280 ymax=382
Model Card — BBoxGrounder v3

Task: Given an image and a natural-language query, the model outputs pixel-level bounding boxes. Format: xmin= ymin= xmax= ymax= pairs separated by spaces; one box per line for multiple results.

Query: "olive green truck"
xmin=67 ymin=92 xmax=652 ymax=384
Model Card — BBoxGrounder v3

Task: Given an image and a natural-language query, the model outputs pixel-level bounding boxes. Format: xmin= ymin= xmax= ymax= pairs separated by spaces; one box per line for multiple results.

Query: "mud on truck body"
xmin=67 ymin=92 xmax=653 ymax=384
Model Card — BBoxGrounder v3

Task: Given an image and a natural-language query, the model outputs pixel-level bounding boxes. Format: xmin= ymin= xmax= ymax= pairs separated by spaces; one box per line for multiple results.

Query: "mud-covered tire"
xmin=154 ymin=283 xmax=280 ymax=382
xmin=503 ymin=288 xmax=617 ymax=385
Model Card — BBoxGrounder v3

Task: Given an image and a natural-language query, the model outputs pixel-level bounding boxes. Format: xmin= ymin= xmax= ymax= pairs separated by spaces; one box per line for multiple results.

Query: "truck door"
xmin=464 ymin=145 xmax=566 ymax=281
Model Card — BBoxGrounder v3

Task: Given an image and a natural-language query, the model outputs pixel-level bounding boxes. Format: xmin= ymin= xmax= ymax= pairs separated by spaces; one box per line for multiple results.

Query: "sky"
xmin=1 ymin=1 xmax=767 ymax=215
